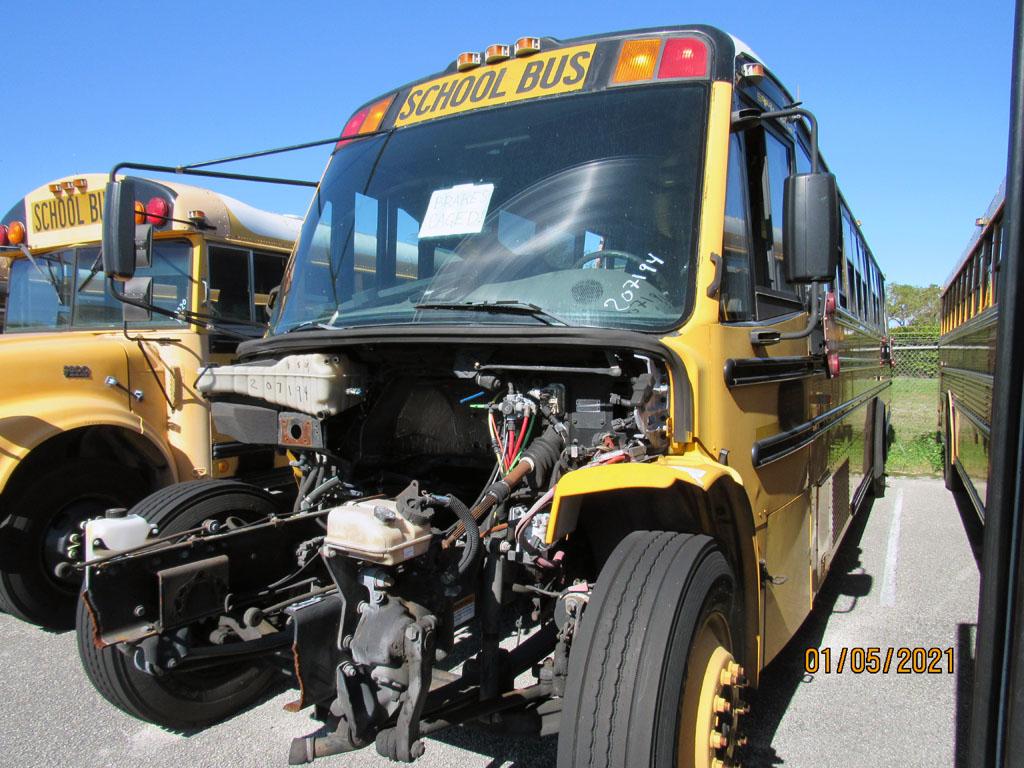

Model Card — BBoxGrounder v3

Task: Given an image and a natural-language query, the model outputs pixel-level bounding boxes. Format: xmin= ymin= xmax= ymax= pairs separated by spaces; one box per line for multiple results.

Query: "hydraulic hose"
xmin=429 ymin=494 xmax=480 ymax=575
xmin=442 ymin=423 xmax=565 ymax=548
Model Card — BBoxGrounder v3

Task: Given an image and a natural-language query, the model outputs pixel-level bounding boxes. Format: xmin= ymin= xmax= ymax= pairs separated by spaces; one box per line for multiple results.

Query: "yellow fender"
xmin=0 ymin=403 xmax=178 ymax=490
xmin=546 ymin=451 xmax=743 ymax=543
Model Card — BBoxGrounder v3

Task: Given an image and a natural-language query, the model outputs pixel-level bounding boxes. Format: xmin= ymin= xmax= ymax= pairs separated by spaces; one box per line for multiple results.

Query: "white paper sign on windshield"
xmin=418 ymin=183 xmax=495 ymax=238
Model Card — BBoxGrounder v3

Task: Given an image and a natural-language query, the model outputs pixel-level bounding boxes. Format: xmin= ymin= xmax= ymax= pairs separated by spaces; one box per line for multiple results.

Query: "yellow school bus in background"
xmin=939 ymin=180 xmax=1004 ymax=519
xmin=0 ymin=173 xmax=298 ymax=627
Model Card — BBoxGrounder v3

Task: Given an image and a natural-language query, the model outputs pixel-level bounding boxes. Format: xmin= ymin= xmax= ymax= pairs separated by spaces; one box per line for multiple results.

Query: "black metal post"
xmin=969 ymin=0 xmax=1024 ymax=764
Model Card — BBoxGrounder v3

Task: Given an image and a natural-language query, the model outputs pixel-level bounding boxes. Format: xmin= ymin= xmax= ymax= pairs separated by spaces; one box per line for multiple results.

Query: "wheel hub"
xmin=681 ymin=612 xmax=749 ymax=768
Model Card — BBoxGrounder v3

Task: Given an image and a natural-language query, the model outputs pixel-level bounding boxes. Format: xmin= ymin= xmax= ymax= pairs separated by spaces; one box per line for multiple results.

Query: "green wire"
xmin=510 ymin=414 xmax=535 ymax=466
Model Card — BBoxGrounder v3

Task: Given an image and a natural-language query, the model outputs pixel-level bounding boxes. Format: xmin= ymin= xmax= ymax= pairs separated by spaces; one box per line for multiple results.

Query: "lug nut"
xmin=709 ymin=730 xmax=728 ymax=750
xmin=713 ymin=695 xmax=731 ymax=713
xmin=341 ymin=661 xmax=358 ymax=678
xmin=721 ymin=661 xmax=744 ymax=686
xmin=711 ymin=760 xmax=726 ymax=768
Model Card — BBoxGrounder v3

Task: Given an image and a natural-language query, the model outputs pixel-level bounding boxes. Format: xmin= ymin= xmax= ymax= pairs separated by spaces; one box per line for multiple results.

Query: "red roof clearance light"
xmin=657 ymin=37 xmax=708 ymax=79
xmin=145 ymin=197 xmax=170 ymax=227
xmin=0 ymin=224 xmax=8 ymax=246
xmin=334 ymin=95 xmax=395 ymax=151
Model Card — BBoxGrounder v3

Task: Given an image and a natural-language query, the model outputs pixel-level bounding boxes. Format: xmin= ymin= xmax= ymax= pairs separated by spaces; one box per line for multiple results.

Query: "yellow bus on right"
xmin=939 ymin=180 xmax=1004 ymax=519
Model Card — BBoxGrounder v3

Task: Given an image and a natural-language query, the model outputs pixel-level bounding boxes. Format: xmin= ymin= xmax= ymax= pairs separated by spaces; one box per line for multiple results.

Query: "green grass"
xmin=886 ymin=377 xmax=943 ymax=476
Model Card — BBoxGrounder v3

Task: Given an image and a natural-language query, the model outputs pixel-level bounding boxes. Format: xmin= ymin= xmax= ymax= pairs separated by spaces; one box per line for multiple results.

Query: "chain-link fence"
xmin=890 ymin=330 xmax=939 ymax=378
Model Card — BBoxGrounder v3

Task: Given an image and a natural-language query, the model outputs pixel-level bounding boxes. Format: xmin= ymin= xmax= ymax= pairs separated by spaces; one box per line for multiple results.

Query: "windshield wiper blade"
xmin=413 ymin=300 xmax=569 ymax=327
xmin=284 ymin=318 xmax=334 ymax=333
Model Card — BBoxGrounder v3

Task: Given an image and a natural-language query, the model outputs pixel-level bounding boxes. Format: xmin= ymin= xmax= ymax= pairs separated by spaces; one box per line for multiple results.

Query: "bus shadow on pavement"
xmin=949 ymin=489 xmax=984 ymax=569
xmin=429 ymin=728 xmax=558 ymax=767
xmin=739 ymin=490 xmax=877 ymax=768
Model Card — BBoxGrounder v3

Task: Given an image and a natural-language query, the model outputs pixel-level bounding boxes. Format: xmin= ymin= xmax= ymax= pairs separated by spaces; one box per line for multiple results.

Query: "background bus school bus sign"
xmin=27 ymin=183 xmax=105 ymax=249
xmin=394 ymin=43 xmax=596 ymax=127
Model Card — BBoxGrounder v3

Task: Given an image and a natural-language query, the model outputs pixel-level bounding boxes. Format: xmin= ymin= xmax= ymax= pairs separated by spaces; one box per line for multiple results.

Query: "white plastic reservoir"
xmin=85 ymin=514 xmax=152 ymax=561
xmin=197 ymin=354 xmax=365 ymax=417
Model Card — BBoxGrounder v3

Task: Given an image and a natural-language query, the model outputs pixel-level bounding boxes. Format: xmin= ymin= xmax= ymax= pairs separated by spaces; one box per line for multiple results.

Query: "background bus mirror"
xmin=102 ymin=179 xmax=154 ymax=280
xmin=784 ymin=172 xmax=841 ymax=284
xmin=121 ymin=276 xmax=153 ymax=322
xmin=134 ymin=224 xmax=153 ymax=270
xmin=102 ymin=178 xmax=139 ymax=280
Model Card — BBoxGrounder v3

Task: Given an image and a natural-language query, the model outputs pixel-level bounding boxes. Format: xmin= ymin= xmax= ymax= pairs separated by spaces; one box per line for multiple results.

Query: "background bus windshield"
xmin=5 ymin=241 xmax=192 ymax=332
xmin=273 ymin=85 xmax=707 ymax=334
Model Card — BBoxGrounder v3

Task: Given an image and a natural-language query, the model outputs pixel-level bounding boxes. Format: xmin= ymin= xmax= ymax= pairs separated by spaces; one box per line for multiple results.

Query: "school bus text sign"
xmin=393 ymin=44 xmax=596 ymax=127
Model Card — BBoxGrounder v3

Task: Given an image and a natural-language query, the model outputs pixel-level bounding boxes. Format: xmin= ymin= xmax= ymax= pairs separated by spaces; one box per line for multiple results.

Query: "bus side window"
xmin=841 ymin=212 xmax=857 ymax=314
xmin=209 ymin=245 xmax=253 ymax=324
xmin=253 ymin=250 xmax=285 ymax=319
xmin=744 ymin=127 xmax=803 ymax=319
xmin=721 ymin=134 xmax=753 ymax=321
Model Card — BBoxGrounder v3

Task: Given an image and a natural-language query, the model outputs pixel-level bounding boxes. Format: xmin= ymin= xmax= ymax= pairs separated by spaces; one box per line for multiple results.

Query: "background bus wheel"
xmin=557 ymin=531 xmax=745 ymax=768
xmin=0 ymin=459 xmax=145 ymax=629
xmin=76 ymin=480 xmax=282 ymax=730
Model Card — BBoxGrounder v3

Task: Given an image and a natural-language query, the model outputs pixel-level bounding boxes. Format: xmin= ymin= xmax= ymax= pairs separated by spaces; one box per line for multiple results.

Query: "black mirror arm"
xmin=749 ymin=289 xmax=821 ymax=347
xmin=731 ymin=106 xmax=821 ymax=174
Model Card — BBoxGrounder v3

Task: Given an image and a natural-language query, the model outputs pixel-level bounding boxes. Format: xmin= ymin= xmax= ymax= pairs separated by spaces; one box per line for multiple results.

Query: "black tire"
xmin=76 ymin=480 xmax=282 ymax=730
xmin=558 ymin=531 xmax=744 ymax=768
xmin=871 ymin=399 xmax=887 ymax=498
xmin=0 ymin=460 xmax=146 ymax=628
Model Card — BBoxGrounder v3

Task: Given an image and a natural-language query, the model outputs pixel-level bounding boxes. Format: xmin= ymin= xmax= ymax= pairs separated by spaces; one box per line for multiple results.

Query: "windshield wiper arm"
xmin=413 ymin=300 xmax=569 ymax=327
xmin=77 ymin=251 xmax=104 ymax=293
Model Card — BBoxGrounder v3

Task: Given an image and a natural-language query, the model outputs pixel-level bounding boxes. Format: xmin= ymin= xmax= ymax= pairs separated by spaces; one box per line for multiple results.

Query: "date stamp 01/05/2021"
xmin=804 ymin=647 xmax=955 ymax=675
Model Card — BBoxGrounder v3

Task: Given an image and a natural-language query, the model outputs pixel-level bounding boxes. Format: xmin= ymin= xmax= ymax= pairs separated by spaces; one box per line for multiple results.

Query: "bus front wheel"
xmin=76 ymin=480 xmax=281 ymax=730
xmin=557 ymin=531 xmax=747 ymax=768
xmin=0 ymin=460 xmax=146 ymax=629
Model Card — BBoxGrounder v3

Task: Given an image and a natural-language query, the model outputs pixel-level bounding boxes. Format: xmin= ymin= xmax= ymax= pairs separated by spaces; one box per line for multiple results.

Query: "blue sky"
xmin=1 ymin=1 xmax=1013 ymax=287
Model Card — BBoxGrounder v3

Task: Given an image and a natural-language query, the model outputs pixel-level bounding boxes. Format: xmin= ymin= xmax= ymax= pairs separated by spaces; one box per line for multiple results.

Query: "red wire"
xmin=505 ymin=422 xmax=516 ymax=464
xmin=510 ymin=414 xmax=530 ymax=462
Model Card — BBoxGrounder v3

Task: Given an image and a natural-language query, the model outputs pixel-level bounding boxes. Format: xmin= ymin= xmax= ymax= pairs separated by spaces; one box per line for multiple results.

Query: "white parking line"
xmin=880 ymin=487 xmax=904 ymax=607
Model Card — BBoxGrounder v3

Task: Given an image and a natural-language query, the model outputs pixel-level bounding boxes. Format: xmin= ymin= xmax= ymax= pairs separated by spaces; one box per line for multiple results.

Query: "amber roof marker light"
xmin=456 ymin=51 xmax=482 ymax=72
xmin=513 ymin=37 xmax=541 ymax=57
xmin=484 ymin=44 xmax=510 ymax=65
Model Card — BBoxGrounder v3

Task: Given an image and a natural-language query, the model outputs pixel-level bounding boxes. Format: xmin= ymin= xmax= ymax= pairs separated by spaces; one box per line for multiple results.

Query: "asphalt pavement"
xmin=0 ymin=477 xmax=978 ymax=768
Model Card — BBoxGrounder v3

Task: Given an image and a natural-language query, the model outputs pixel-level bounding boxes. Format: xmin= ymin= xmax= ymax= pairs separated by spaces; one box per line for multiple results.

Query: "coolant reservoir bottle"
xmin=85 ymin=509 xmax=152 ymax=561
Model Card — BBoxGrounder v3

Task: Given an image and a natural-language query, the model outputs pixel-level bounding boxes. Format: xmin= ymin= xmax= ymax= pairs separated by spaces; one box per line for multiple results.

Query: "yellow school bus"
xmin=0 ymin=173 xmax=298 ymax=628
xmin=939 ymin=181 xmax=1004 ymax=519
xmin=80 ymin=27 xmax=891 ymax=765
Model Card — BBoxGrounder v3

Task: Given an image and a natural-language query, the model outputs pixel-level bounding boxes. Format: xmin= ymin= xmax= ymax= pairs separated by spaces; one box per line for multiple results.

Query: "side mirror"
xmin=783 ymin=172 xmax=841 ymax=284
xmin=121 ymin=277 xmax=154 ymax=322
xmin=102 ymin=179 xmax=153 ymax=280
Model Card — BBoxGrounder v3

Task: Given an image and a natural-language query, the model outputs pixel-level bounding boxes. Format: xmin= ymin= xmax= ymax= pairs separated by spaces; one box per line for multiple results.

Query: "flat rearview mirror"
xmin=783 ymin=172 xmax=841 ymax=284
xmin=102 ymin=179 xmax=154 ymax=281
xmin=102 ymin=178 xmax=139 ymax=280
xmin=121 ymin=276 xmax=153 ymax=322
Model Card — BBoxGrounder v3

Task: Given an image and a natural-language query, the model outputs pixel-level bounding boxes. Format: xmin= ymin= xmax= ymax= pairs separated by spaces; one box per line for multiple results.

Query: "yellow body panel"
xmin=0 ymin=329 xmax=199 ymax=490
xmin=547 ymin=451 xmax=743 ymax=543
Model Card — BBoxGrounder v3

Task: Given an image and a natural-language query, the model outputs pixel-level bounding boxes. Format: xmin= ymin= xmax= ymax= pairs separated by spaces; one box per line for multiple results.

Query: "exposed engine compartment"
xmin=83 ymin=337 xmax=680 ymax=763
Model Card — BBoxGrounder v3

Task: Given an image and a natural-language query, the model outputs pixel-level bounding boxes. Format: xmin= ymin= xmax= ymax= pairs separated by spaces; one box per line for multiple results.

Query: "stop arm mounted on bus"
xmin=731 ymin=105 xmax=826 ymax=347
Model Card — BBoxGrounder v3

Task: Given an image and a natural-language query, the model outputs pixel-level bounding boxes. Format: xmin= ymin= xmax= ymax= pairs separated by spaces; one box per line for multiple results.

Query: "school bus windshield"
xmin=273 ymin=84 xmax=707 ymax=334
xmin=4 ymin=241 xmax=192 ymax=332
